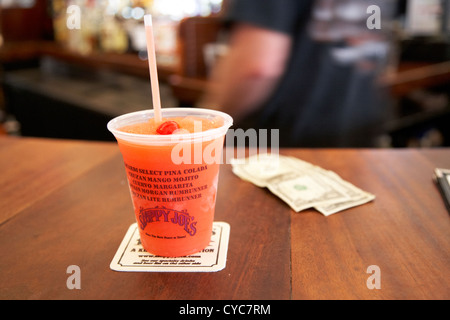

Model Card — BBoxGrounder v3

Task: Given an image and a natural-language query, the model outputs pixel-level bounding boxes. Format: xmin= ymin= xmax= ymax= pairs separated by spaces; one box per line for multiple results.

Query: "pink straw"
xmin=144 ymin=14 xmax=162 ymax=122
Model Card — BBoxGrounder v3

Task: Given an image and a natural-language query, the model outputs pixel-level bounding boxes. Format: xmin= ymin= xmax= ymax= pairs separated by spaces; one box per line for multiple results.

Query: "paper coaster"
xmin=110 ymin=222 xmax=230 ymax=272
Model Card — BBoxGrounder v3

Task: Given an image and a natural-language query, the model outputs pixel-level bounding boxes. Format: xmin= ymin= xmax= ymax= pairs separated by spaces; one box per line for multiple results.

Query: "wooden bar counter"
xmin=0 ymin=136 xmax=449 ymax=300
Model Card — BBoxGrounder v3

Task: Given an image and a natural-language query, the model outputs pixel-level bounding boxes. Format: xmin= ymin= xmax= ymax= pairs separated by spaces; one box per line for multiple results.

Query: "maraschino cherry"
xmin=156 ymin=120 xmax=180 ymax=135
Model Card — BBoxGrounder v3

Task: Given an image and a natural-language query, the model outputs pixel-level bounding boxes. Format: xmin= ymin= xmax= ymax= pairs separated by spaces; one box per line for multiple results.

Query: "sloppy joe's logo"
xmin=138 ymin=207 xmax=197 ymax=236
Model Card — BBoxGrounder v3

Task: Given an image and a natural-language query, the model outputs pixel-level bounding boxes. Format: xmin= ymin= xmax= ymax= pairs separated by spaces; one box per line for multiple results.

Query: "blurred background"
xmin=0 ymin=0 xmax=449 ymax=147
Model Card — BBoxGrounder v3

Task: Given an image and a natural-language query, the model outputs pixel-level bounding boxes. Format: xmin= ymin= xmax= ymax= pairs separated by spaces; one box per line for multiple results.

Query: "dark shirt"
xmin=226 ymin=0 xmax=391 ymax=147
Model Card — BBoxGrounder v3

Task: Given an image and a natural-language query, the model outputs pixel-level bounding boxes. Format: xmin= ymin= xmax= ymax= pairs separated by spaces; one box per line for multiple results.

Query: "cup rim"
xmin=107 ymin=108 xmax=233 ymax=145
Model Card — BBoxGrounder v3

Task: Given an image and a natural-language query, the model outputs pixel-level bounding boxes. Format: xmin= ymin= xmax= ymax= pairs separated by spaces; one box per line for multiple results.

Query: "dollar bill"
xmin=231 ymin=153 xmax=375 ymax=215
xmin=230 ymin=153 xmax=292 ymax=187
xmin=267 ymin=170 xmax=350 ymax=212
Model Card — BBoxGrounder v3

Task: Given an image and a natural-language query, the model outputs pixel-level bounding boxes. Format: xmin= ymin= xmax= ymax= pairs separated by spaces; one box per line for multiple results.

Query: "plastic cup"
xmin=107 ymin=108 xmax=233 ymax=257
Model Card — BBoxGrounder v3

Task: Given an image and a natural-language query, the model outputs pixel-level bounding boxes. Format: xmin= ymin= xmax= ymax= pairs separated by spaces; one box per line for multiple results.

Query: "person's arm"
xmin=199 ymin=23 xmax=292 ymax=123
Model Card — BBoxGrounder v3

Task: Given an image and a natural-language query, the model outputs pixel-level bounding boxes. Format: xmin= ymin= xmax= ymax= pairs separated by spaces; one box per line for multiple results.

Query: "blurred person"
xmin=199 ymin=0 xmax=399 ymax=147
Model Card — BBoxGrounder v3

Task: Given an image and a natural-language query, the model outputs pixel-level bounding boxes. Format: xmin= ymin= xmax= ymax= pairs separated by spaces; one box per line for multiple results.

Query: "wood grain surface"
xmin=0 ymin=137 xmax=449 ymax=299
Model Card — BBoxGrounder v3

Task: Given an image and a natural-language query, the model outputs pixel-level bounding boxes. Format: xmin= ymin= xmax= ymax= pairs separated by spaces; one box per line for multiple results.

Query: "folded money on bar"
xmin=231 ymin=153 xmax=375 ymax=216
xmin=433 ymin=168 xmax=450 ymax=214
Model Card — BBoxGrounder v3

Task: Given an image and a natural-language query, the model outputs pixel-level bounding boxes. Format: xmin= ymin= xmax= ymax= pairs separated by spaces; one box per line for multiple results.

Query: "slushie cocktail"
xmin=108 ymin=108 xmax=232 ymax=257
